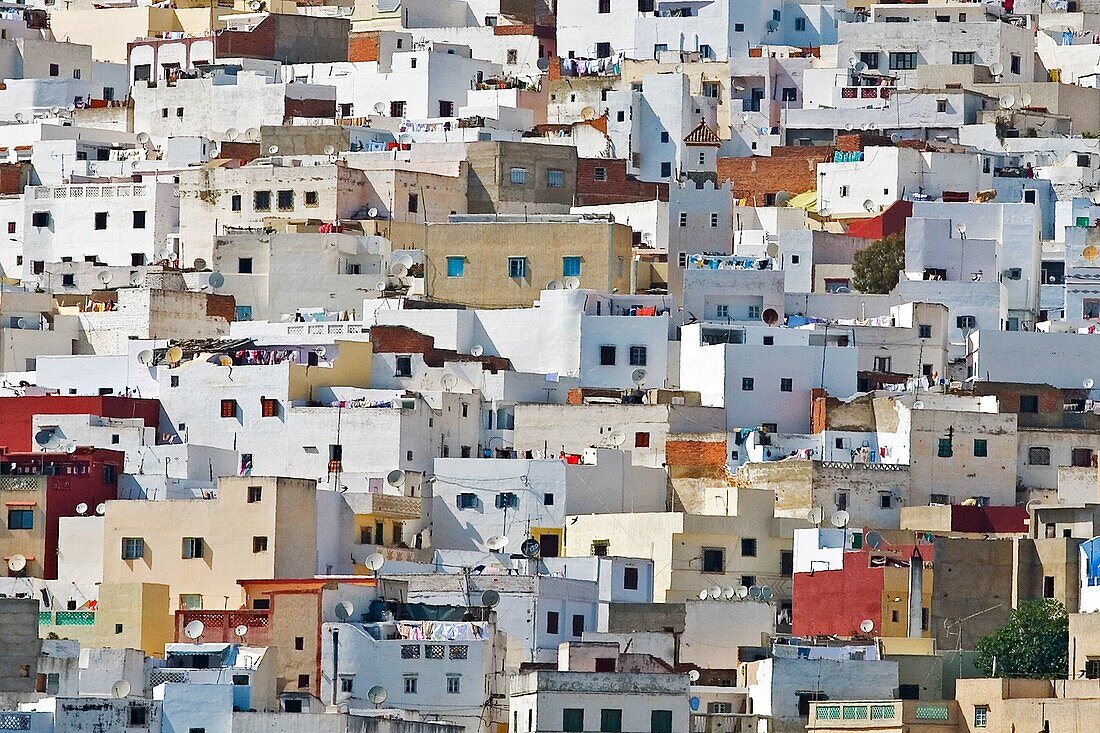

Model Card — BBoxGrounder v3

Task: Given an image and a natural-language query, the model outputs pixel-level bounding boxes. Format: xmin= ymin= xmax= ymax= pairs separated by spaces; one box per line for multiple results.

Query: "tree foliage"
xmin=973 ymin=599 xmax=1068 ymax=679
xmin=851 ymin=232 xmax=905 ymax=294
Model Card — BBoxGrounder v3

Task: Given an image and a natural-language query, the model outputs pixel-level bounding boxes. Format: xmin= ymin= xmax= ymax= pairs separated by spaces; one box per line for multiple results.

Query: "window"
xmin=563 ymin=256 xmax=582 ymax=277
xmin=390 ymin=100 xmax=406 ymax=117
xmin=741 ymin=538 xmax=757 ymax=557
xmin=31 ymin=211 xmax=49 ymax=228
xmin=446 ymin=256 xmax=465 ymax=277
xmin=702 ymin=81 xmax=719 ymax=98
xmin=601 ymin=708 xmax=623 ymax=732
xmin=660 ymin=162 xmax=672 ymax=178
xmin=94 ymin=212 xmax=108 ymax=230
xmin=131 ymin=210 xmax=147 ymax=229
xmin=49 ymin=63 xmax=59 ymax=76
xmin=563 ymin=709 xmax=585 ymax=732
xmin=401 ymin=644 xmax=420 ymax=659
xmin=702 ymin=547 xmax=725 ymax=572
xmin=495 ymin=492 xmax=518 ymax=508
xmin=624 ymin=566 xmax=639 ymax=590
xmin=1028 ymin=447 xmax=1051 ymax=465
xmin=438 ymin=99 xmax=454 ymax=117
xmin=231 ymin=195 xmax=242 ymax=212
xmin=122 ymin=537 xmax=143 ymax=560
xmin=509 ymin=167 xmax=527 ymax=184
xmin=176 ymin=107 xmax=184 ymax=118
xmin=937 ymin=438 xmax=953 ymax=458
xmin=1020 ymin=395 xmax=1039 ymax=413
xmin=508 ymin=257 xmax=527 ymax=278
xmin=742 ymin=377 xmax=754 ymax=391
xmin=456 ymin=493 xmax=477 ymax=509
xmin=182 ymin=537 xmax=204 ymax=559
xmin=600 ymin=345 xmax=616 ymax=365
xmin=651 ymin=710 xmax=673 ymax=733
xmin=1073 ymin=448 xmax=1094 ymax=467
xmin=678 ymin=212 xmax=688 ymax=228
xmin=594 ymin=167 xmax=607 ymax=181
xmin=572 ymin=614 xmax=584 ymax=636
xmin=888 ymin=52 xmax=917 ymax=70
xmin=547 ymin=169 xmax=565 ymax=188
xmin=254 ymin=191 xmax=271 ymax=211
xmin=395 ymin=355 xmax=412 ymax=377
xmin=446 ymin=676 xmax=461 ymax=694
xmin=253 ymin=536 xmax=268 ymax=553
xmin=304 ymin=191 xmax=319 ymax=207
xmin=1086 ymin=659 xmax=1100 ymax=679
xmin=952 ymin=51 xmax=975 ymax=65
xmin=780 ymin=378 xmax=793 ymax=392
xmin=544 ymin=492 xmax=554 ymax=506
xmin=635 ymin=431 xmax=650 ymax=448
xmin=973 ymin=705 xmax=988 ymax=727
xmin=237 ymin=257 xmax=253 ymax=274
xmin=450 ymin=645 xmax=468 ymax=659
xmin=62 ymin=274 xmax=75 ymax=287
xmin=220 ymin=399 xmax=237 ymax=418
xmin=839 ymin=185 xmax=850 ymax=198
xmin=629 ymin=345 xmax=647 ymax=366
xmin=260 ymin=398 xmax=278 ymax=418
xmin=598 ymin=0 xmax=610 ymax=11
xmin=782 ymin=87 xmax=797 ymax=102
xmin=957 ymin=315 xmax=977 ymax=329
xmin=709 ymin=212 xmax=720 ymax=228
xmin=735 ymin=22 xmax=744 ymax=31
xmin=338 ymin=677 xmax=353 ymax=694
xmin=7 ymin=509 xmax=32 ymax=530
xmin=407 ymin=193 xmax=419 ymax=214
xmin=879 ymin=492 xmax=893 ymax=509
xmin=918 ymin=324 xmax=932 ymax=339
xmin=592 ymin=540 xmax=610 ymax=556
xmin=546 ymin=611 xmax=560 ymax=634
xmin=128 ymin=705 xmax=147 ymax=726
xmin=276 ymin=190 xmax=294 ymax=211
xmin=1010 ymin=54 xmax=1021 ymax=75
xmin=859 ymin=51 xmax=880 ymax=70
xmin=596 ymin=41 xmax=611 ymax=57
xmin=973 ymin=439 xmax=988 ymax=457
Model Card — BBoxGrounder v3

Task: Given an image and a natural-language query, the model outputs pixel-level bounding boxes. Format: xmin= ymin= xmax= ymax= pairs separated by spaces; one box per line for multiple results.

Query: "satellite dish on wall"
xmin=546 ymin=280 xmax=564 ymax=290
xmin=709 ymin=585 xmax=722 ymax=599
xmin=34 ymin=429 xmax=54 ymax=447
xmin=865 ymin=530 xmax=884 ymax=549
xmin=863 ymin=199 xmax=876 ymax=212
xmin=609 ymin=431 xmax=627 ymax=446
xmin=184 ymin=620 xmax=205 ymax=639
xmin=235 ymin=624 xmax=248 ymax=638
xmin=193 ymin=258 xmax=208 ymax=271
xmin=130 ymin=271 xmax=145 ymax=286
xmin=697 ymin=589 xmax=709 ymax=600
xmin=765 ymin=243 xmax=780 ymax=258
xmin=761 ymin=308 xmax=779 ymax=325
xmin=736 ymin=586 xmax=749 ymax=599
xmin=631 ymin=368 xmax=647 ymax=385
xmin=487 ymin=535 xmax=510 ymax=551
xmin=111 ymin=680 xmax=131 ymax=698
xmin=580 ymin=106 xmax=597 ymax=121
xmin=323 ymin=144 xmax=336 ymax=156
xmin=245 ymin=128 xmax=260 ymax=140
xmin=471 ymin=344 xmax=484 ymax=357
xmin=95 ymin=503 xmax=106 ymax=516
xmin=373 ymin=102 xmax=387 ymax=114
xmin=989 ymin=61 xmax=1004 ymax=76
xmin=521 ymin=537 xmax=542 ymax=558
xmin=226 ymin=128 xmax=240 ymax=141
xmin=386 ymin=469 xmax=405 ymax=487
xmin=8 ymin=555 xmax=26 ymax=573
xmin=64 ymin=442 xmax=77 ymax=454
xmin=75 ymin=503 xmax=88 ymax=515
xmin=722 ymin=586 xmax=736 ymax=600
xmin=564 ymin=277 xmax=581 ymax=290
xmin=367 ymin=207 xmax=380 ymax=219
xmin=998 ymin=94 xmax=1016 ymax=109
xmin=536 ymin=57 xmax=550 ymax=72
xmin=367 ymin=685 xmax=388 ymax=705
xmin=1085 ymin=379 xmax=1095 ymax=390
xmin=364 ymin=553 xmax=385 ymax=572
xmin=807 ymin=506 xmax=825 ymax=525
xmin=334 ymin=600 xmax=355 ymax=620
xmin=748 ymin=585 xmax=763 ymax=600
xmin=1020 ymin=92 xmax=1033 ymax=107
xmin=166 ymin=346 xmax=184 ymax=363
xmin=688 ymin=669 xmax=701 ymax=681
xmin=760 ymin=586 xmax=774 ymax=600
xmin=852 ymin=61 xmax=867 ymax=73
xmin=860 ymin=619 xmax=875 ymax=634
xmin=97 ymin=270 xmax=113 ymax=285
xmin=207 ymin=272 xmax=225 ymax=289
xmin=267 ymin=145 xmax=280 ymax=156
xmin=831 ymin=510 xmax=851 ymax=528
xmin=774 ymin=191 xmax=792 ymax=207
xmin=481 ymin=590 xmax=500 ymax=607
xmin=440 ymin=372 xmax=458 ymax=390
xmin=136 ymin=132 xmax=151 ymax=145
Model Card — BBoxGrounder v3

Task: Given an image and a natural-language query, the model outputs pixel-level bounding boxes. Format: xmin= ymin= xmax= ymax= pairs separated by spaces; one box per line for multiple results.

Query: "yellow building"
xmin=415 ymin=216 xmax=633 ymax=308
xmin=101 ymin=476 xmax=321 ymax=612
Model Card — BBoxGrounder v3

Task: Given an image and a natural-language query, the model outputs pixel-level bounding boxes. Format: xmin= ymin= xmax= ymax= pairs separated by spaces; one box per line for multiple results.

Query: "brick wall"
xmin=576 ymin=158 xmax=669 ymax=206
xmin=717 ymin=146 xmax=834 ymax=202
xmin=0 ymin=163 xmax=29 ymax=195
xmin=370 ymin=325 xmax=512 ymax=372
xmin=348 ymin=31 xmax=380 ymax=62
xmin=218 ymin=141 xmax=261 ymax=163
xmin=284 ymin=98 xmax=336 ymax=119
xmin=666 ymin=436 xmax=727 ymax=478
xmin=215 ymin=23 xmax=276 ymax=60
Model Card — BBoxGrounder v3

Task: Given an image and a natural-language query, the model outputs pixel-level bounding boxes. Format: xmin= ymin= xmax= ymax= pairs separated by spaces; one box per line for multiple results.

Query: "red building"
xmin=1 ymin=448 xmax=125 ymax=579
xmin=0 ymin=396 xmax=160 ymax=453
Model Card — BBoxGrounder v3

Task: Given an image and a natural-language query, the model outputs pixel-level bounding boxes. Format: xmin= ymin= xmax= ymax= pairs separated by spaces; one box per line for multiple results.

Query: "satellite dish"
xmin=440 ymin=372 xmax=458 ymax=390
xmin=14 ymin=112 xmax=24 ymax=122
xmin=65 ymin=442 xmax=77 ymax=454
xmin=235 ymin=624 xmax=248 ymax=638
xmin=184 ymin=620 xmax=205 ymax=639
xmin=865 ymin=530 xmax=884 ymax=549
xmin=481 ymin=590 xmax=500 ymax=607
xmin=8 ymin=555 xmax=26 ymax=573
xmin=766 ymin=18 xmax=779 ymax=31
xmin=765 ymin=242 xmax=779 ymax=258
xmin=323 ymin=144 xmax=336 ymax=156
xmin=364 ymin=553 xmax=385 ymax=572
xmin=97 ymin=270 xmax=113 ymax=285
xmin=386 ymin=469 xmax=406 ymax=487
xmin=890 ymin=132 xmax=902 ymax=143
xmin=367 ymin=685 xmax=388 ymax=705
xmin=75 ymin=503 xmax=88 ymax=515
xmin=736 ymin=586 xmax=749 ymax=599
xmin=807 ymin=506 xmax=825 ymax=525
xmin=748 ymin=585 xmax=763 ymax=600
xmin=521 ymin=537 xmax=542 ymax=558
xmin=267 ymin=145 xmax=279 ymax=155
xmin=761 ymin=308 xmax=779 ymax=325
xmin=487 ymin=535 xmax=510 ymax=551
xmin=774 ymin=191 xmax=792 ymax=207
xmin=989 ymin=61 xmax=1004 ymax=76
xmin=631 ymin=368 xmax=647 ymax=385
xmin=245 ymin=128 xmax=260 ymax=140
xmin=1086 ymin=379 xmax=1095 ymax=390
xmin=111 ymin=680 xmax=131 ymax=698
xmin=564 ymin=277 xmax=581 ymax=290
xmin=373 ymin=102 xmax=387 ymax=114
xmin=688 ymin=669 xmax=701 ymax=682
xmin=1020 ymin=92 xmax=1033 ymax=107
xmin=248 ymin=0 xmax=262 ymax=10
xmin=580 ymin=106 xmax=596 ymax=121
xmin=609 ymin=431 xmax=627 ymax=446
xmin=95 ymin=503 xmax=106 ymax=516
xmin=860 ymin=619 xmax=875 ymax=634
xmin=831 ymin=510 xmax=851 ymax=528
xmin=136 ymin=132 xmax=150 ymax=144
xmin=697 ymin=589 xmax=709 ymax=600
xmin=50 ymin=106 xmax=61 ymax=115
xmin=217 ymin=355 xmax=233 ymax=367
xmin=207 ymin=272 xmax=225 ymax=289
xmin=130 ymin=271 xmax=144 ymax=286
xmin=913 ymin=400 xmax=925 ymax=410
xmin=998 ymin=94 xmax=1015 ymax=109
xmin=14 ymin=317 xmax=25 ymax=328
xmin=314 ymin=346 xmax=327 ymax=357
xmin=760 ymin=586 xmax=774 ymax=600
xmin=334 ymin=600 xmax=355 ymax=620
xmin=367 ymin=207 xmax=380 ymax=219
xmin=193 ymin=258 xmax=208 ymax=271
xmin=722 ymin=586 xmax=736 ymax=600
xmin=863 ymin=199 xmax=876 ymax=212
xmin=34 ymin=429 xmax=54 ymax=447
xmin=471 ymin=344 xmax=484 ymax=357
xmin=709 ymin=585 xmax=722 ymax=599
xmin=166 ymin=346 xmax=184 ymax=363
xmin=226 ymin=128 xmax=239 ymax=141
xmin=536 ymin=57 xmax=550 ymax=72
xmin=375 ymin=281 xmax=388 ymax=292
xmin=852 ymin=61 xmax=868 ymax=73
xmin=546 ymin=280 xmax=564 ymax=290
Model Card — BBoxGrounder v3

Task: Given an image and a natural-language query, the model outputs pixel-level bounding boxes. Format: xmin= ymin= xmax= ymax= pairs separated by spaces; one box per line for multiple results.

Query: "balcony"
xmin=808 ymin=700 xmax=957 ymax=730
xmin=174 ymin=609 xmax=270 ymax=645
xmin=691 ymin=713 xmax=767 ymax=732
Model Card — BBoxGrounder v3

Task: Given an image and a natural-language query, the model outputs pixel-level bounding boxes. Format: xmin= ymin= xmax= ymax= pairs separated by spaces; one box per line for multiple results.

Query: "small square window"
xmin=600 ymin=345 xmax=616 ymax=365
xmin=593 ymin=167 xmax=607 ymax=181
xmin=937 ymin=437 xmax=953 ymax=458
xmin=508 ymin=257 xmax=527 ymax=278
xmin=629 ymin=345 xmax=647 ymax=366
xmin=446 ymin=257 xmax=465 ymax=278
xmin=742 ymin=377 xmax=754 ymax=391
xmin=635 ymin=431 xmax=650 ymax=448
xmin=182 ymin=537 xmax=204 ymax=559
xmin=297 ymin=674 xmax=310 ymax=689
xmin=254 ymin=191 xmax=271 ymax=211
xmin=276 ymin=190 xmax=293 ymax=211
xmin=94 ymin=212 xmax=108 ymax=230
xmin=238 ymin=257 xmax=253 ymax=274
xmin=132 ymin=210 xmax=147 ymax=229
xmin=741 ymin=538 xmax=757 ymax=556
xmin=403 ymin=677 xmax=418 ymax=694
xmin=509 ymin=167 xmax=527 ymax=184
xmin=973 ymin=439 xmax=988 ymax=457
xmin=446 ymin=676 xmax=461 ymax=694
xmin=702 ymin=547 xmax=724 ymax=572
xmin=780 ymin=378 xmax=793 ymax=392
xmin=660 ymin=162 xmax=672 ymax=178
xmin=253 ymin=536 xmax=268 ymax=552
xmin=220 ymin=399 xmax=237 ymax=418
xmin=563 ymin=256 xmax=582 ymax=277
xmin=547 ymin=169 xmax=565 ymax=188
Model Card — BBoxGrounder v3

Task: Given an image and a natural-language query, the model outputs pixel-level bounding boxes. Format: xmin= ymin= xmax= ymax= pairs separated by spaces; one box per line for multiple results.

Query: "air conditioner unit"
xmin=1003 ymin=267 xmax=1022 ymax=280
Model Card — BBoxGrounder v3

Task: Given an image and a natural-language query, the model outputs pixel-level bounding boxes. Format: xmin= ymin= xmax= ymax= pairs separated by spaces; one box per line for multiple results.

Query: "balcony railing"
xmin=174 ymin=609 xmax=270 ymax=644
xmin=39 ymin=610 xmax=95 ymax=626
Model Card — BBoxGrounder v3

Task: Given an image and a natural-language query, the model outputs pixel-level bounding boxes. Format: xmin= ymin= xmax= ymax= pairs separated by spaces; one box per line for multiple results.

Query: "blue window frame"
xmin=508 ymin=257 xmax=527 ymax=278
xmin=563 ymin=256 xmax=582 ymax=278
xmin=446 ymin=257 xmax=465 ymax=278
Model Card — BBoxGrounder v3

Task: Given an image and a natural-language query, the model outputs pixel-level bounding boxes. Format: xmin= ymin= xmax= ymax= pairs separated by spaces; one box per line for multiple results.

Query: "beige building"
xmin=417 ymin=215 xmax=633 ymax=308
xmin=567 ymin=488 xmax=806 ymax=604
xmin=101 ymin=476 xmax=324 ymax=611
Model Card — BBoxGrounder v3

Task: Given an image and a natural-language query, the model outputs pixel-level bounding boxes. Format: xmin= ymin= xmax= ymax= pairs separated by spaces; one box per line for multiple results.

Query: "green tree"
xmin=851 ymin=232 xmax=905 ymax=294
xmin=974 ymin=599 xmax=1068 ymax=679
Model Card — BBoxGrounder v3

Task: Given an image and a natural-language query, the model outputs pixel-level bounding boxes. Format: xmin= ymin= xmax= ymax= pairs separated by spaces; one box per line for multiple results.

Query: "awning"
xmin=5 ymin=501 xmax=36 ymax=507
xmin=787 ymin=189 xmax=818 ymax=212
